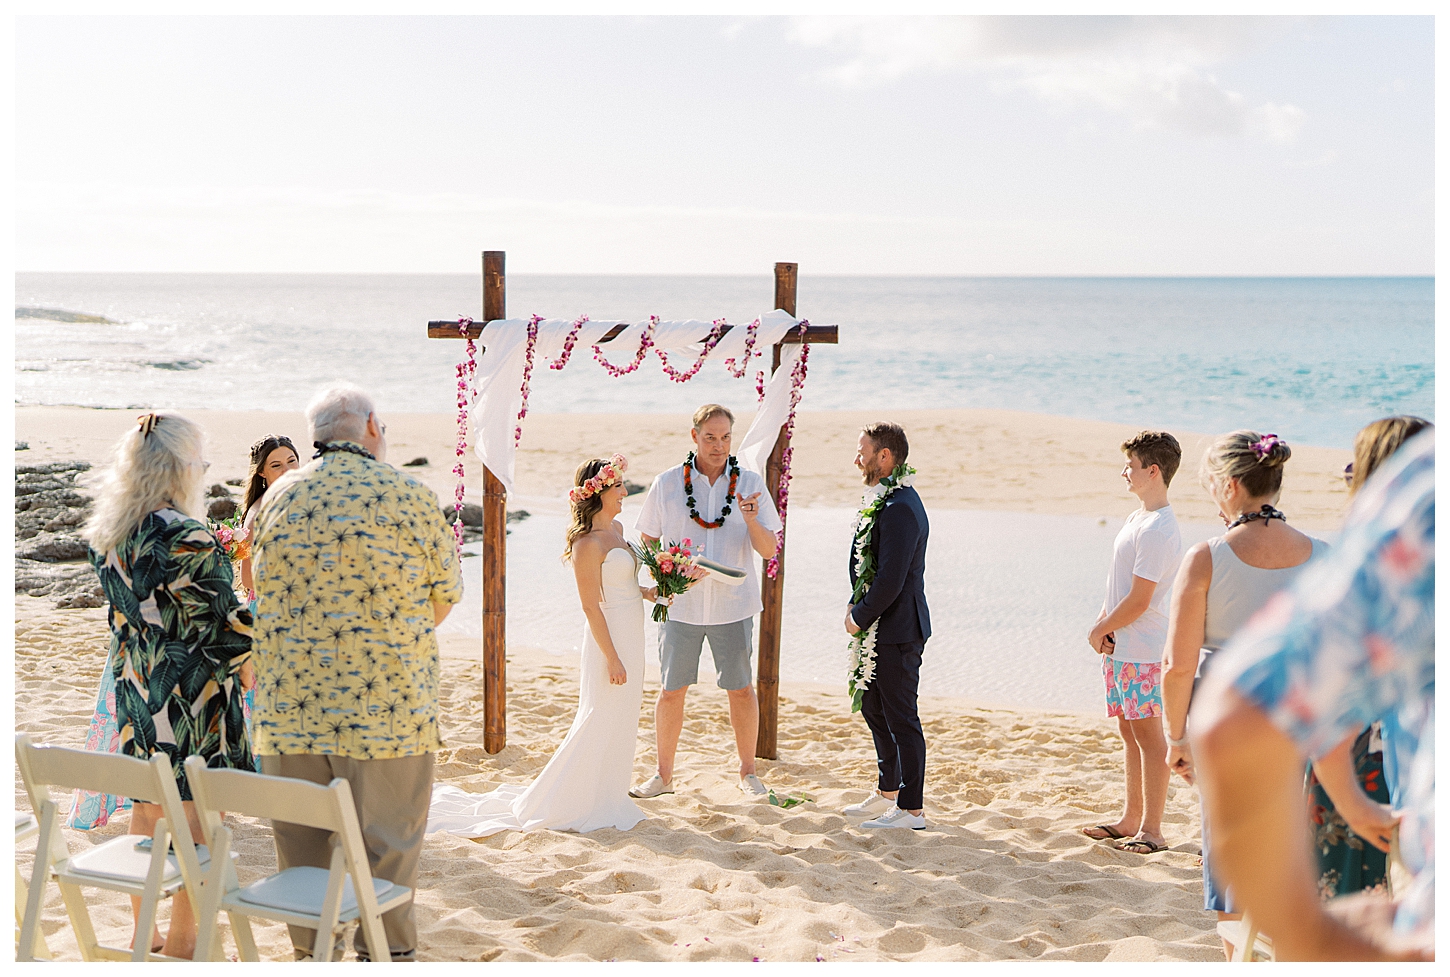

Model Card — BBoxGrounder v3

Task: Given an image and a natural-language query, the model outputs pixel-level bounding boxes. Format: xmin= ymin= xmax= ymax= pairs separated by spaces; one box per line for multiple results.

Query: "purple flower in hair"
xmin=1251 ymin=434 xmax=1281 ymax=459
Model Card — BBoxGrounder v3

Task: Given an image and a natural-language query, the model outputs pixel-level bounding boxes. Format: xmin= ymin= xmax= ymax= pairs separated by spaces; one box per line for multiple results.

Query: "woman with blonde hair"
xmin=76 ymin=411 xmax=256 ymax=958
xmin=1159 ymin=430 xmax=1329 ymax=955
xmin=428 ymin=455 xmax=695 ymax=838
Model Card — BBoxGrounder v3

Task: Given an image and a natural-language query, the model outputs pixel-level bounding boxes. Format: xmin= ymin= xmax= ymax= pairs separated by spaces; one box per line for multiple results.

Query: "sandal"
xmin=1082 ymin=824 xmax=1128 ymax=841
xmin=1114 ymin=837 xmax=1169 ymax=854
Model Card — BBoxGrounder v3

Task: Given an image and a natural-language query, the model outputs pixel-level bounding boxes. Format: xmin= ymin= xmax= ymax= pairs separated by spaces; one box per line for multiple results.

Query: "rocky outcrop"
xmin=14 ymin=461 xmax=104 ymax=608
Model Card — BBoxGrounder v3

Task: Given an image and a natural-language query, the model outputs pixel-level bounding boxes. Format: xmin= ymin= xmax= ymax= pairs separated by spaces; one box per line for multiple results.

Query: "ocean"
xmin=14 ymin=274 xmax=1434 ymax=449
xmin=13 ymin=274 xmax=1431 ymax=712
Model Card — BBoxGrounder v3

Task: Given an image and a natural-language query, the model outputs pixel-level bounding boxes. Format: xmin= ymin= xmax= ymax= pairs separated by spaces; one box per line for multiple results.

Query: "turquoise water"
xmin=14 ymin=274 xmax=1433 ymax=447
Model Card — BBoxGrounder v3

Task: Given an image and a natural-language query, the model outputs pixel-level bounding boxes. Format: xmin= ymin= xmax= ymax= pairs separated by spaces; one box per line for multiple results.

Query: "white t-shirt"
xmin=1103 ymin=504 xmax=1183 ymax=664
xmin=635 ymin=459 xmax=781 ymax=627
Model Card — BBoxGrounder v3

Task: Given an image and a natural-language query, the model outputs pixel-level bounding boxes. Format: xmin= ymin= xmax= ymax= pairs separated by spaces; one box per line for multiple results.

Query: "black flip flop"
xmin=1114 ymin=838 xmax=1169 ymax=854
xmin=1082 ymin=824 xmax=1127 ymax=841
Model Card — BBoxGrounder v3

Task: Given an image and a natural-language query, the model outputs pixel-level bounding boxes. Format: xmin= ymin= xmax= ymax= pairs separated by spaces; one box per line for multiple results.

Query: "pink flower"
xmin=681 ymin=537 xmax=692 ymax=548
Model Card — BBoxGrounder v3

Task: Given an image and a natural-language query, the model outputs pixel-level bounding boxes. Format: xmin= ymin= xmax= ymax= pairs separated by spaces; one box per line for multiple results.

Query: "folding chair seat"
xmin=15 ymin=812 xmax=52 ymax=959
xmin=14 ymin=733 xmax=211 ymax=962
xmin=184 ymin=757 xmax=413 ymax=963
xmin=1218 ymin=914 xmax=1274 ymax=962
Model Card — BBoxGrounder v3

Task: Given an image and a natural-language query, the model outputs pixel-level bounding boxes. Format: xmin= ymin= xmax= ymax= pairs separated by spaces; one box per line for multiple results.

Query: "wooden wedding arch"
xmin=427 ymin=252 xmax=837 ymax=757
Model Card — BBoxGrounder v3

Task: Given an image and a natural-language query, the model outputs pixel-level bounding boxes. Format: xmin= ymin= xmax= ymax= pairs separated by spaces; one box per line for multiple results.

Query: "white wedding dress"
xmin=427 ymin=547 xmax=647 ymax=837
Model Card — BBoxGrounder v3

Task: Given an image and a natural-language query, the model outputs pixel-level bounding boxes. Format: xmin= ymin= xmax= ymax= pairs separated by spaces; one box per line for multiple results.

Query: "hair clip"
xmin=137 ymin=413 xmax=159 ymax=438
xmin=1250 ymin=434 xmax=1280 ymax=460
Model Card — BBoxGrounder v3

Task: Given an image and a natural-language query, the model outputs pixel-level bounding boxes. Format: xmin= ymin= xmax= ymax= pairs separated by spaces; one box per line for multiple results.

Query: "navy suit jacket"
xmin=848 ymin=485 xmax=931 ymax=644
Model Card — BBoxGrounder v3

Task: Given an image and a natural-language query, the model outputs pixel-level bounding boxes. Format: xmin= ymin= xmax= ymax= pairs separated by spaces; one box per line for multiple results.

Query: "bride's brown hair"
xmin=562 ymin=458 xmax=611 ymax=562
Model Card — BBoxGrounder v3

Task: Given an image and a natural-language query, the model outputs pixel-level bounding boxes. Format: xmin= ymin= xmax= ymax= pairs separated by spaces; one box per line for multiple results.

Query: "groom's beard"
xmin=860 ymin=461 xmax=884 ymax=485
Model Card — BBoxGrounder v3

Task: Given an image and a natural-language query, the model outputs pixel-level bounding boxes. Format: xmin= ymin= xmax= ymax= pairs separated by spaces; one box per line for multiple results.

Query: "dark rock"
xmin=15 ymin=460 xmax=91 ymax=476
xmin=15 ymin=306 xmax=116 ymax=324
xmin=403 ymin=457 xmax=429 ymax=467
xmin=15 ymin=441 xmax=28 ymax=451
xmin=55 ymin=591 xmax=106 ymax=609
xmin=15 ymin=558 xmax=98 ymax=598
xmin=17 ymin=532 xmax=91 ymax=563
xmin=624 ymin=480 xmax=646 ymax=496
xmin=207 ymin=497 xmax=239 ymax=521
xmin=207 ymin=483 xmax=232 ymax=498
xmin=225 ymin=477 xmax=244 ymax=487
xmin=506 ymin=509 xmax=530 ymax=523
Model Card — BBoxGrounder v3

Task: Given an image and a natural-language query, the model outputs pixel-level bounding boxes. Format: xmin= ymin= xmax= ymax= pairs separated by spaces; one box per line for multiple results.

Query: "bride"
xmin=428 ymin=454 xmax=680 ymax=837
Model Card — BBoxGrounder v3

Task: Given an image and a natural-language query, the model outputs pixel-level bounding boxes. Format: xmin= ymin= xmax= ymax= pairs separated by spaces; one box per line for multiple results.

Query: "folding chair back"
xmin=14 ymin=733 xmax=209 ymax=962
xmin=184 ymin=758 xmax=411 ymax=962
xmin=1218 ymin=913 xmax=1274 ymax=962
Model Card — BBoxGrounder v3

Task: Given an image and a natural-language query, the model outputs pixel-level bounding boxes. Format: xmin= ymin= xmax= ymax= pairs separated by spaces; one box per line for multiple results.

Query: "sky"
xmin=13 ymin=14 xmax=1435 ymax=275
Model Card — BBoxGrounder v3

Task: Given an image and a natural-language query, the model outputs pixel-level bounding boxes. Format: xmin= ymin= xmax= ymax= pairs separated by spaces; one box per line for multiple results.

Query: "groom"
xmin=632 ymin=404 xmax=782 ymax=799
xmin=843 ymin=422 xmax=932 ymax=830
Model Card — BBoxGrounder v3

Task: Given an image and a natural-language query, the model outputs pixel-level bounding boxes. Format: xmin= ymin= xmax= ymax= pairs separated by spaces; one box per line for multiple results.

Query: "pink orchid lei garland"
xmin=513 ymin=314 xmax=546 ymax=448
xmin=721 ymin=316 xmax=768 ymax=398
xmin=452 ymin=316 xmax=480 ymax=553
xmin=548 ymin=314 xmax=590 ymax=371
xmin=592 ymin=315 xmax=658 ymax=376
xmin=656 ymin=317 xmax=729 ymax=383
xmin=765 ymin=320 xmax=811 ymax=579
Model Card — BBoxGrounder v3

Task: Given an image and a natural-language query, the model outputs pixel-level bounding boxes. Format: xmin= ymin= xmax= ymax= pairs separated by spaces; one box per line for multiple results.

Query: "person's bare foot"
xmin=1082 ymin=821 xmax=1137 ymax=841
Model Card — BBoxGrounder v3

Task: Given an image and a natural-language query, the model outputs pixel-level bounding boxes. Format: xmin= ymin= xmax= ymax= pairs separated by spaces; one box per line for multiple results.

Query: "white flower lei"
xmin=846 ymin=463 xmax=915 ymax=713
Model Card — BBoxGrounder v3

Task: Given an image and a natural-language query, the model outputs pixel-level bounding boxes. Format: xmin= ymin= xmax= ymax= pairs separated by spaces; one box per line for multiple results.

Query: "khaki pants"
xmin=260 ymin=753 xmax=433 ymax=959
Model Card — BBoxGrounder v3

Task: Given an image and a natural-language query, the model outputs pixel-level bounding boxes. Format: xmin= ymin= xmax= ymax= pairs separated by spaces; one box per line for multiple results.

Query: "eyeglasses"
xmin=1343 ymin=462 xmax=1354 ymax=486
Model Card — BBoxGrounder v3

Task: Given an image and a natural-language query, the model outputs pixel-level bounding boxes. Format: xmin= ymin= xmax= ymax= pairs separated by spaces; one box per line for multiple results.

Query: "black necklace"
xmin=313 ymin=440 xmax=376 ymax=461
xmin=683 ymin=452 xmax=740 ymax=529
xmin=1227 ymin=504 xmax=1286 ymax=530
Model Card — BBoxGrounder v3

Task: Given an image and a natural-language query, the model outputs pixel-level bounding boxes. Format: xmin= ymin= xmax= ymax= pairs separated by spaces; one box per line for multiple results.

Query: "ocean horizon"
xmin=15 ymin=272 xmax=1435 ymax=449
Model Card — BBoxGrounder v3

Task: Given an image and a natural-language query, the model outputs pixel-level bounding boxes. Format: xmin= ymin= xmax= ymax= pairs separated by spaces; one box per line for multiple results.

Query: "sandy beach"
xmin=12 ymin=405 xmax=1355 ymax=961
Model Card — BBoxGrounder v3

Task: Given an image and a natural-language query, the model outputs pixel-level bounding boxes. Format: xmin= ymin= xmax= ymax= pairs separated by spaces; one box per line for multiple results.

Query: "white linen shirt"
xmin=635 ymin=460 xmax=781 ymax=627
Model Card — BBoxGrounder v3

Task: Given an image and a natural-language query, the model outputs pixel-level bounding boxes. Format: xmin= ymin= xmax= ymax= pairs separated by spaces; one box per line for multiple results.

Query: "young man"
xmin=631 ymin=404 xmax=781 ymax=798
xmin=1082 ymin=431 xmax=1183 ymax=855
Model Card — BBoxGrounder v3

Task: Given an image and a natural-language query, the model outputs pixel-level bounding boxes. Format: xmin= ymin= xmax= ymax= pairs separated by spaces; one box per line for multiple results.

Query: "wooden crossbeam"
xmin=426 ymin=320 xmax=839 ymax=344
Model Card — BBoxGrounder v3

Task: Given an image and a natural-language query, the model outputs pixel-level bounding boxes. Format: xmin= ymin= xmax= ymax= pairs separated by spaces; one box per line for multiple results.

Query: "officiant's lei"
xmin=846 ymin=462 xmax=916 ymax=713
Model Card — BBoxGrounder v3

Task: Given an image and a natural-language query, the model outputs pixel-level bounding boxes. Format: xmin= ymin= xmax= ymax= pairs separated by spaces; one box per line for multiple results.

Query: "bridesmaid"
xmin=237 ymin=434 xmax=300 ymax=600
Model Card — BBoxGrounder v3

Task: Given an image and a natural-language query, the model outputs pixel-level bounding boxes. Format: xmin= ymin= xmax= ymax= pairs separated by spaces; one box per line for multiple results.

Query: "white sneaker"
xmin=629 ymin=774 xmax=673 ymax=798
xmin=738 ymin=774 xmax=768 ymax=797
xmin=843 ymin=792 xmax=895 ymax=817
xmin=861 ymin=805 xmax=926 ymax=830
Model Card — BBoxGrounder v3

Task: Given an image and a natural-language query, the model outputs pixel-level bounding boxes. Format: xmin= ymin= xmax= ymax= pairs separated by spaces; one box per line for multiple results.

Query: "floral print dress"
xmin=87 ymin=508 xmax=254 ymax=802
xmin=1305 ymin=724 xmax=1390 ymax=899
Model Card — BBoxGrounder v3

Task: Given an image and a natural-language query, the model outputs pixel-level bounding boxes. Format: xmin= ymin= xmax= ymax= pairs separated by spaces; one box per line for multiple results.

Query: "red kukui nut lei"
xmin=453 ymin=315 xmax=480 ymax=553
xmin=656 ymin=318 xmax=730 ymax=383
xmin=592 ymin=316 xmax=657 ymax=376
xmin=765 ymin=320 xmax=811 ymax=579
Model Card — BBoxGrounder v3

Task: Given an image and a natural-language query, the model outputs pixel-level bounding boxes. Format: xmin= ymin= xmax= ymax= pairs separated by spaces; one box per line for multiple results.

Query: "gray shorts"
xmin=659 ymin=618 xmax=754 ymax=692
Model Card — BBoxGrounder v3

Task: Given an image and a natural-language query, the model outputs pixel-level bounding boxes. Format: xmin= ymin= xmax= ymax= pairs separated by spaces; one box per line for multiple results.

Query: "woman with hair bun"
xmin=1159 ymin=430 xmax=1329 ymax=956
xmin=428 ymin=454 xmax=696 ymax=838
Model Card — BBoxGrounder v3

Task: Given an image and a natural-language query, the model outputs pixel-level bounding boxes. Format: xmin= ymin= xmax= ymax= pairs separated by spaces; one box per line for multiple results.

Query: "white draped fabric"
xmin=468 ymin=309 xmax=804 ymax=494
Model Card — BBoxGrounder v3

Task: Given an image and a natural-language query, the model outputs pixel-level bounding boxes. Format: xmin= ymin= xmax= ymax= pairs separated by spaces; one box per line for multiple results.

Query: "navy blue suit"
xmin=849 ymin=485 xmax=930 ymax=809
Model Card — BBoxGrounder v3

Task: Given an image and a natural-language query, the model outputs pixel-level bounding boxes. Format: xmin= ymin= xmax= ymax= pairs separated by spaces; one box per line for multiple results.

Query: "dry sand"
xmin=13 ymin=598 xmax=1220 ymax=962
xmin=12 ymin=404 xmax=1343 ymax=961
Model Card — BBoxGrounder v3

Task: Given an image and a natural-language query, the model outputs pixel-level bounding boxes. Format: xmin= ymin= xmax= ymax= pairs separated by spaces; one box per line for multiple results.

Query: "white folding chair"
xmin=14 ymin=732 xmax=211 ymax=962
xmin=15 ymin=812 xmax=53 ymax=959
xmin=1218 ymin=913 xmax=1274 ymax=962
xmin=184 ymin=757 xmax=413 ymax=963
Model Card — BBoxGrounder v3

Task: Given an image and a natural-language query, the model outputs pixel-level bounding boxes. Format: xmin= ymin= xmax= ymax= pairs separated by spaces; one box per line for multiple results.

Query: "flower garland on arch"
xmin=764 ymin=320 xmax=811 ymax=579
xmin=592 ymin=315 xmax=658 ymax=376
xmin=683 ymin=451 xmax=741 ymax=529
xmin=657 ymin=318 xmax=729 ymax=383
xmin=845 ymin=461 xmax=917 ymax=712
xmin=452 ymin=315 xmax=480 ymax=553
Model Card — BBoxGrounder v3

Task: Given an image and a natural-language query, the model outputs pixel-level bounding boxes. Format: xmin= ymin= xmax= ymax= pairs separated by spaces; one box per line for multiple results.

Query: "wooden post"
xmin=481 ymin=251 xmax=508 ymax=754
xmin=755 ymin=261 xmax=797 ymax=760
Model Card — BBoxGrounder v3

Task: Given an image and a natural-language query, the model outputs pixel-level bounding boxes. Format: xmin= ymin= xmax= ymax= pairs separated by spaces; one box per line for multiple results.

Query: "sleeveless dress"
xmin=1196 ymin=534 xmax=1327 ymax=912
xmin=427 ymin=547 xmax=647 ymax=837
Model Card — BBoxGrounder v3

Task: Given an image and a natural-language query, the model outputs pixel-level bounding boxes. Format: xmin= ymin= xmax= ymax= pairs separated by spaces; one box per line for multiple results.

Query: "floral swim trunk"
xmin=1102 ymin=657 xmax=1163 ymax=720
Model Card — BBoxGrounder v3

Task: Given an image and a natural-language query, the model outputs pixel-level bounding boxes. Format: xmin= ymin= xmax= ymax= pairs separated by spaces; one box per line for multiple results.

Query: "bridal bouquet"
xmin=210 ymin=510 xmax=251 ymax=563
xmin=632 ymin=537 xmax=702 ymax=623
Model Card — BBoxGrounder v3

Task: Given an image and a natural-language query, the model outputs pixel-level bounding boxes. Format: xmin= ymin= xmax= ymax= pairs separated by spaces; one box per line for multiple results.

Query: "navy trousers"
xmin=860 ymin=639 xmax=926 ymax=811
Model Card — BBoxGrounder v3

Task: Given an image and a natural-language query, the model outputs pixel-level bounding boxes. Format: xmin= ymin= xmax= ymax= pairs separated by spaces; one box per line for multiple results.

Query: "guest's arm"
xmin=848 ymin=504 xmax=918 ymax=632
xmin=1088 ymin=575 xmax=1156 ymax=652
xmin=1311 ymin=730 xmax=1397 ymax=852
xmin=1161 ymin=543 xmax=1210 ymax=782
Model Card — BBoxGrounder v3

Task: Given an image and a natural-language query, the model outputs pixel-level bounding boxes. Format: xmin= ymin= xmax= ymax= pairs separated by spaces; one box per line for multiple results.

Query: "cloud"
xmin=788 ymin=15 xmax=1307 ymax=142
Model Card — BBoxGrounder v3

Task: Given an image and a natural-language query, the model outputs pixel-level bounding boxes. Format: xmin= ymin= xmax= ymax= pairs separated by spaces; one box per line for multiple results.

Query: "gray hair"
xmin=82 ymin=412 xmax=208 ymax=554
xmin=306 ymin=383 xmax=376 ymax=445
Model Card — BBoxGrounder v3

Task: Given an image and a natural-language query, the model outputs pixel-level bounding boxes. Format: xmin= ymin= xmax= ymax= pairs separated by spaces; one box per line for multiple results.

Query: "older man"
xmin=251 ymin=383 xmax=463 ymax=961
xmin=631 ymin=404 xmax=781 ymax=799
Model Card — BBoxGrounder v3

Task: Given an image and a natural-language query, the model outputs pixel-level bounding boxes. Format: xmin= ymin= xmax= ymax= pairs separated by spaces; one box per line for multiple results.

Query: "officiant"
xmin=631 ymin=404 xmax=782 ymax=800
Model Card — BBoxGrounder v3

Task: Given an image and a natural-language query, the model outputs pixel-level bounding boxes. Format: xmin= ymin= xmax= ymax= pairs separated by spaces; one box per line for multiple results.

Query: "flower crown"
xmin=569 ymin=454 xmax=628 ymax=504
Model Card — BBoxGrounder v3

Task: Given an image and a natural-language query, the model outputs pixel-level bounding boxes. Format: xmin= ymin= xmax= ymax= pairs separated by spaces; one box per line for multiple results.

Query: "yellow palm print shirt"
xmin=251 ymin=446 xmax=463 ymax=758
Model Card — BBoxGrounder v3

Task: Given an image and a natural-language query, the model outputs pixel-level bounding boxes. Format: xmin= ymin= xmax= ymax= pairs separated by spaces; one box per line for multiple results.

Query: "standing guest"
xmin=1159 ymin=431 xmax=1326 ymax=952
xmin=236 ymin=433 xmax=300 ymax=599
xmin=251 ymin=383 xmax=462 ymax=962
xmin=841 ymin=422 xmax=932 ymax=830
xmin=80 ymin=411 xmax=256 ymax=959
xmin=1193 ymin=431 xmax=1433 ymax=961
xmin=631 ymin=404 xmax=781 ymax=799
xmin=1081 ymin=431 xmax=1181 ymax=855
xmin=1301 ymin=415 xmax=1432 ymax=899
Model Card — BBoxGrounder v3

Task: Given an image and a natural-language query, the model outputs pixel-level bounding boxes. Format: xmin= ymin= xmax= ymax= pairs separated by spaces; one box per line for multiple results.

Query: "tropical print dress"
xmin=1305 ymin=724 xmax=1390 ymax=899
xmin=87 ymin=508 xmax=255 ymax=802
